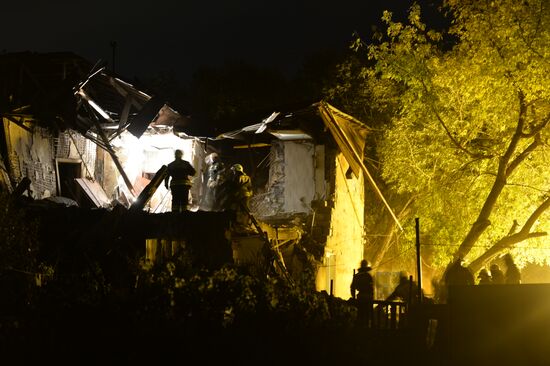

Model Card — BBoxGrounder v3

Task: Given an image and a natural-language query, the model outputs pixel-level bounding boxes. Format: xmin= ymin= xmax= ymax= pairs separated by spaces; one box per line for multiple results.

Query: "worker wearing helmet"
xmin=351 ymin=259 xmax=374 ymax=327
xmin=227 ymin=163 xmax=253 ymax=232
xmin=164 ymin=149 xmax=196 ymax=212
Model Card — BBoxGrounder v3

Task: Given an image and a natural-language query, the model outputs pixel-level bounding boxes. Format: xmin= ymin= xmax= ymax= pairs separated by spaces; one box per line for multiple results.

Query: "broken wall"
xmin=251 ymin=140 xmax=320 ymax=220
xmin=55 ymin=130 xmax=97 ymax=178
xmin=316 ymin=152 xmax=364 ymax=299
xmin=3 ymin=119 xmax=56 ymax=198
xmin=2 ymin=118 xmax=99 ymax=200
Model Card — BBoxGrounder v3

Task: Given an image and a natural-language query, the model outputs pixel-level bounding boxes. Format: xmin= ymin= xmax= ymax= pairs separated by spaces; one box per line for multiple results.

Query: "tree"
xmin=330 ymin=0 xmax=550 ymax=276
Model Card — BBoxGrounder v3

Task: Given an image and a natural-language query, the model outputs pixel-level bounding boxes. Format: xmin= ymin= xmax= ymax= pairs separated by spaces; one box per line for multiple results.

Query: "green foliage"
xmin=135 ymin=253 xmax=356 ymax=332
xmin=0 ymin=193 xmax=41 ymax=311
xmin=0 ymin=193 xmax=40 ymax=273
xmin=328 ymin=1 xmax=550 ymax=272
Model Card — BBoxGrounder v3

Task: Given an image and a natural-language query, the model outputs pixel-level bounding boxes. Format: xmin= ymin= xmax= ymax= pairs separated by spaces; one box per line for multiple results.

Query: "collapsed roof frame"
xmin=0 ymin=52 xmax=186 ymax=199
xmin=215 ymin=101 xmax=403 ymax=230
xmin=73 ymin=66 xmax=182 ymax=196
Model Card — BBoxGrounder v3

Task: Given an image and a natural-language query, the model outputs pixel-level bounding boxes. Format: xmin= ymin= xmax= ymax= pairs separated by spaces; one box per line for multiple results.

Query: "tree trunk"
xmin=454 ymin=92 xmax=529 ymax=261
xmin=468 ymin=195 xmax=550 ymax=272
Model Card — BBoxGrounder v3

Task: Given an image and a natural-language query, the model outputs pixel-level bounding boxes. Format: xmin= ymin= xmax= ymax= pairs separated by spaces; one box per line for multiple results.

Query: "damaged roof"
xmin=0 ymin=52 xmax=192 ymax=148
xmin=215 ymin=101 xmax=403 ymax=229
xmin=215 ymin=101 xmax=371 ymax=177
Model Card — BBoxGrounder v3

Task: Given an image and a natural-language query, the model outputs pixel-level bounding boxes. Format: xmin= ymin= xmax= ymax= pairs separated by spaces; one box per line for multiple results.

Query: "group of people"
xmin=163 ymin=149 xmax=254 ymax=231
xmin=444 ymin=254 xmax=521 ymax=287
xmin=350 ymin=260 xmax=424 ymax=328
xmin=349 ymin=252 xmax=523 ymax=327
xmin=477 ymin=254 xmax=521 ymax=285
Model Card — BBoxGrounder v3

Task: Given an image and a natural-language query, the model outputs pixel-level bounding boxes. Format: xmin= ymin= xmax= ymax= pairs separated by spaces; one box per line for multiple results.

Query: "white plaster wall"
xmin=316 ymin=153 xmax=364 ymax=299
xmin=314 ymin=145 xmax=326 ymax=200
xmin=283 ymin=141 xmax=314 ymax=214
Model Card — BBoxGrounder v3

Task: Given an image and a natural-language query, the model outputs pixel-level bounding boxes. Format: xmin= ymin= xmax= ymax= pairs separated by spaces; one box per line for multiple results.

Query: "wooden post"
xmin=415 ymin=218 xmax=423 ymax=303
xmin=390 ymin=304 xmax=397 ymax=329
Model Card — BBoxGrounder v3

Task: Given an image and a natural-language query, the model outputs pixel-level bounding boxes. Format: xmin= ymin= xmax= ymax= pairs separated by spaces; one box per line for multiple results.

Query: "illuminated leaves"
xmin=332 ymin=0 xmax=550 ymax=270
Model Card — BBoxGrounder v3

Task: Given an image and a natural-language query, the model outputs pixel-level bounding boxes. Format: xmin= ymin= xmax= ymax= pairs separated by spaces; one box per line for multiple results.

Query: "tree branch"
xmin=520 ymin=112 xmax=550 ymax=138
xmin=500 ymin=91 xmax=528 ymax=177
xmin=468 ymin=230 xmax=547 ymax=273
xmin=422 ymin=86 xmax=494 ymax=159
xmin=468 ymin=194 xmax=550 ymax=272
xmin=520 ymin=195 xmax=550 ymax=234
xmin=506 ymin=134 xmax=540 ymax=175
xmin=455 ymin=91 xmax=528 ymax=259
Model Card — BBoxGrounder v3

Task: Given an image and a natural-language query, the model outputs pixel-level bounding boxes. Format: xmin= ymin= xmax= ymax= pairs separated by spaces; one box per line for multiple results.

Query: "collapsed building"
xmin=0 ymin=51 xmax=206 ymax=211
xmin=211 ymin=102 xmax=401 ymax=298
xmin=0 ymin=52 xmax=401 ymax=299
xmin=0 ymin=52 xmax=231 ymax=270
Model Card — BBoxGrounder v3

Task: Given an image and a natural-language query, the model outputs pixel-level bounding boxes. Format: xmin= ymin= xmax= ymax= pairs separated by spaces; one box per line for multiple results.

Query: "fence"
xmin=371 ymin=300 xmax=407 ymax=330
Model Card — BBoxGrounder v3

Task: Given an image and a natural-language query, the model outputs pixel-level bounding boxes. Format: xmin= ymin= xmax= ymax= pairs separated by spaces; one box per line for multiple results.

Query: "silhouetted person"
xmin=477 ymin=268 xmax=492 ymax=285
xmin=351 ymin=259 xmax=374 ymax=327
xmin=490 ymin=263 xmax=505 ymax=284
xmin=504 ymin=253 xmax=521 ymax=284
xmin=444 ymin=258 xmax=475 ymax=286
xmin=386 ymin=272 xmax=423 ymax=305
xmin=201 ymin=152 xmax=226 ymax=211
xmin=442 ymin=258 xmax=474 ymax=302
xmin=225 ymin=164 xmax=253 ymax=232
xmin=164 ymin=149 xmax=196 ymax=212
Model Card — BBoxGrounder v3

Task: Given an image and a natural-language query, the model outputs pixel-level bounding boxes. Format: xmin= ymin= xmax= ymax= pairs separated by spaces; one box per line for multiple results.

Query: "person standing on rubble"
xmin=201 ymin=152 xmax=226 ymax=211
xmin=226 ymin=163 xmax=253 ymax=232
xmin=164 ymin=149 xmax=196 ymax=212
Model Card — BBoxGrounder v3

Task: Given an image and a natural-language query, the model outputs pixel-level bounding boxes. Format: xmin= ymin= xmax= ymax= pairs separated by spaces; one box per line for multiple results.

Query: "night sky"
xmin=2 ymin=1 xmax=436 ymax=84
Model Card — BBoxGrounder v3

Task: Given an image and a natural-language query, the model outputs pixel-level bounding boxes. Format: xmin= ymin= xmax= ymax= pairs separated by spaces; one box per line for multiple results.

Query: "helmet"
xmin=478 ymin=269 xmax=489 ymax=278
xmin=205 ymin=153 xmax=219 ymax=165
xmin=359 ymin=259 xmax=372 ymax=271
xmin=231 ymin=164 xmax=244 ymax=173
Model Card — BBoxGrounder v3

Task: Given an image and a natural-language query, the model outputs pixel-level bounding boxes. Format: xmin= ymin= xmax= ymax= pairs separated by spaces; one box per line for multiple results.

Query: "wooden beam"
xmin=233 ymin=143 xmax=271 ymax=149
xmin=118 ymin=95 xmax=133 ymax=132
xmin=80 ymin=114 xmax=135 ymax=196
xmin=3 ymin=115 xmax=32 ymax=133
xmin=318 ymin=101 xmax=403 ymax=231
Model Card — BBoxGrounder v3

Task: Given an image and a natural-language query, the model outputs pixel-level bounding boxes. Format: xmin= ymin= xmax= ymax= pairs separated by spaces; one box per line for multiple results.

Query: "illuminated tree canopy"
xmin=329 ymin=0 xmax=550 ymax=274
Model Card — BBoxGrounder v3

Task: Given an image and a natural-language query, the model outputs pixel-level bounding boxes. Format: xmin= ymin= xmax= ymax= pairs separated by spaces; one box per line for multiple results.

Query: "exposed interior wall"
xmin=251 ymin=140 xmax=317 ymax=219
xmin=316 ymin=152 xmax=364 ymax=299
xmin=283 ymin=141 xmax=315 ymax=214
xmin=2 ymin=119 xmax=101 ymax=201
xmin=1 ymin=118 xmax=202 ymax=211
xmin=55 ymin=130 xmax=96 ymax=178
xmin=313 ymin=145 xmax=326 ymax=201
xmin=108 ymin=131 xmax=201 ymax=211
xmin=96 ymin=146 xmax=119 ymax=201
xmin=3 ymin=119 xmax=57 ymax=199
xmin=251 ymin=141 xmax=284 ymax=217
